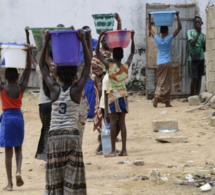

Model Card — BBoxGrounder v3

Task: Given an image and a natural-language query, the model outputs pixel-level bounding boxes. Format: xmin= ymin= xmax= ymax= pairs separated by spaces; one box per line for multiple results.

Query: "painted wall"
xmin=205 ymin=6 xmax=215 ymax=93
xmin=0 ymin=0 xmax=210 ymax=89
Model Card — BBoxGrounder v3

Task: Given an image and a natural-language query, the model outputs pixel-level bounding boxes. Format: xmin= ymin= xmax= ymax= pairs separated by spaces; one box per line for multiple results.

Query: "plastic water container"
xmin=92 ymin=13 xmax=115 ymax=34
xmin=158 ymin=129 xmax=178 ymax=133
xmin=30 ymin=27 xmax=70 ymax=52
xmin=78 ymin=31 xmax=96 ymax=64
xmin=104 ymin=30 xmax=132 ymax=49
xmin=0 ymin=43 xmax=27 ymax=68
xmin=149 ymin=11 xmax=176 ymax=27
xmin=49 ymin=30 xmax=81 ymax=66
xmin=101 ymin=121 xmax=111 ymax=156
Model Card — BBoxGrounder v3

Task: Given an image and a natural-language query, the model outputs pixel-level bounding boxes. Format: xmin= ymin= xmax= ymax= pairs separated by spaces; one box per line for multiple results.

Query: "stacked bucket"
xmin=92 ymin=13 xmax=132 ymax=49
xmin=30 ymin=27 xmax=81 ymax=66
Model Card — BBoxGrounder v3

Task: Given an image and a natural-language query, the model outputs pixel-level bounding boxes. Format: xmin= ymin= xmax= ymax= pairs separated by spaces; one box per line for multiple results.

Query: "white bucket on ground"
xmin=0 ymin=43 xmax=27 ymax=68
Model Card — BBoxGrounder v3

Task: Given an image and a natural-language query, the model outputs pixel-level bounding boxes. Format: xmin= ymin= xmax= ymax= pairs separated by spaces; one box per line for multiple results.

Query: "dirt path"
xmin=0 ymin=92 xmax=215 ymax=195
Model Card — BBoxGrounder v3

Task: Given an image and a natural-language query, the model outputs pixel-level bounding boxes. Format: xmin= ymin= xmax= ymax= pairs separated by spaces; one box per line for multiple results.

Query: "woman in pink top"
xmin=96 ymin=31 xmax=135 ymax=157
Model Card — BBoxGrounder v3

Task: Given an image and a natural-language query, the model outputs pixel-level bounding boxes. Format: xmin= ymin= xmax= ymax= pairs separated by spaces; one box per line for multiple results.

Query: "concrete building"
xmin=0 ymin=0 xmax=211 ymax=91
xmin=206 ymin=5 xmax=215 ymax=93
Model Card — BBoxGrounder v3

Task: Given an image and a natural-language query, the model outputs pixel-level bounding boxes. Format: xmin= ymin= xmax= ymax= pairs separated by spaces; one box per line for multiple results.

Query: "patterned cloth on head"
xmin=91 ymin=49 xmax=111 ymax=77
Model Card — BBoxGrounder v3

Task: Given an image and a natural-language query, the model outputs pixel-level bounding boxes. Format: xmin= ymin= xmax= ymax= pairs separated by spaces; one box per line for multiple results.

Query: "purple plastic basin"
xmin=49 ymin=30 xmax=81 ymax=66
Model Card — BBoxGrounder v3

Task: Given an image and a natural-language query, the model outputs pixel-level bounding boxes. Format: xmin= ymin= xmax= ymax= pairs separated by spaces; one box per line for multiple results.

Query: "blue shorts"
xmin=109 ymin=97 xmax=128 ymax=113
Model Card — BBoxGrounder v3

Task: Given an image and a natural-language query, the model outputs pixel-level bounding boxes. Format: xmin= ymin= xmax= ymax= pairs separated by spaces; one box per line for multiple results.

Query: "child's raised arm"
xmin=76 ymin=29 xmax=91 ymax=90
xmin=0 ymin=69 xmax=4 ymax=91
xmin=44 ymin=35 xmax=55 ymax=70
xmin=25 ymin=26 xmax=30 ymax=45
xmin=126 ymin=30 xmax=135 ymax=67
xmin=148 ymin=13 xmax=155 ymax=38
xmin=19 ymin=44 xmax=32 ymax=93
xmin=39 ymin=31 xmax=59 ymax=101
xmin=71 ymin=29 xmax=91 ymax=103
xmin=25 ymin=26 xmax=37 ymax=68
xmin=173 ymin=11 xmax=182 ymax=38
xmin=95 ymin=32 xmax=109 ymax=70
xmin=115 ymin=13 xmax=122 ymax=30
xmin=86 ymin=28 xmax=93 ymax=58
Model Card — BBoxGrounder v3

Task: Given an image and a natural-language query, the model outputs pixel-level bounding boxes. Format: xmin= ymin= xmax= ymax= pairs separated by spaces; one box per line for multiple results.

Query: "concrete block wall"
xmin=206 ymin=7 xmax=215 ymax=93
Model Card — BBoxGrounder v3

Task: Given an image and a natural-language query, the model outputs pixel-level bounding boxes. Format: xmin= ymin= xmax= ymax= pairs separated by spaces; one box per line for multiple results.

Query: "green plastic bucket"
xmin=92 ymin=13 xmax=115 ymax=34
xmin=29 ymin=27 xmax=70 ymax=52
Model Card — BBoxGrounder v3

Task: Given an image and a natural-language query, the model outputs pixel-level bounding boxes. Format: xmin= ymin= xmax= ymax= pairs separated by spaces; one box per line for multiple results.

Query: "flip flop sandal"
xmin=96 ymin=151 xmax=103 ymax=155
xmin=104 ymin=153 xmax=117 ymax=157
xmin=16 ymin=175 xmax=24 ymax=187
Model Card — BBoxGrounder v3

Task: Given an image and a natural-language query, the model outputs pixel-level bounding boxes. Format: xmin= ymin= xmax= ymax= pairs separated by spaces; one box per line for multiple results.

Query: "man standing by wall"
xmin=187 ymin=16 xmax=206 ymax=96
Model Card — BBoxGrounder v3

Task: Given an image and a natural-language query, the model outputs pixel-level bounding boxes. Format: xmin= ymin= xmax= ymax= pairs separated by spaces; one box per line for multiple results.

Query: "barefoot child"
xmin=25 ymin=26 xmax=53 ymax=161
xmin=96 ymin=30 xmax=135 ymax=157
xmin=39 ymin=29 xmax=91 ymax=194
xmin=93 ymin=13 xmax=122 ymax=154
xmin=0 ymin=45 xmax=31 ymax=191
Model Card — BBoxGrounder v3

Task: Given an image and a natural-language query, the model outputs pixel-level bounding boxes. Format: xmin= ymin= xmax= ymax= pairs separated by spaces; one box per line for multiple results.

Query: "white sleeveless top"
xmin=49 ymin=86 xmax=79 ymax=131
xmin=36 ymin=65 xmax=51 ymax=104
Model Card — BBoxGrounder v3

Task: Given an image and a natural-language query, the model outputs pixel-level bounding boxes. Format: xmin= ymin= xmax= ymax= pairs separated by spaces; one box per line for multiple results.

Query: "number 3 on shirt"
xmin=59 ymin=102 xmax=67 ymax=114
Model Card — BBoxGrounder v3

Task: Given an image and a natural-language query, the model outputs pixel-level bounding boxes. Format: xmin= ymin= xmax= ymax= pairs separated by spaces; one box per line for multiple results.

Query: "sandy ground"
xmin=1 ymin=91 xmax=215 ymax=195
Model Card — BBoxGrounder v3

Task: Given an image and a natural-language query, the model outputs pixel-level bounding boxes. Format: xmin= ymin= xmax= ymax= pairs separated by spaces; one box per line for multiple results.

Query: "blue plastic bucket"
xmin=149 ymin=11 xmax=176 ymax=27
xmin=49 ymin=30 xmax=81 ymax=66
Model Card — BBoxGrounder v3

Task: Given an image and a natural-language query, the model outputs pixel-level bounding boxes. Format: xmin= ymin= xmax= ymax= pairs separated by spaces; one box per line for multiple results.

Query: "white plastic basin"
xmin=0 ymin=43 xmax=27 ymax=68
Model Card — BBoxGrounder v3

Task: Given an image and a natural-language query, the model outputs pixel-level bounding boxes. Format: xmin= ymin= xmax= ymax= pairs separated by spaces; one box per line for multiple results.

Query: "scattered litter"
xmin=118 ymin=160 xmax=130 ymax=164
xmin=133 ymin=160 xmax=144 ymax=166
xmin=200 ymin=183 xmax=212 ymax=192
xmin=160 ymin=176 xmax=168 ymax=182
xmin=151 ymin=169 xmax=160 ymax=179
xmin=156 ymin=136 xmax=187 ymax=143
xmin=160 ymin=110 xmax=167 ymax=115
xmin=158 ymin=129 xmax=178 ymax=133
xmin=134 ymin=175 xmax=149 ymax=181
xmin=185 ymin=173 xmax=194 ymax=182
xmin=86 ymin=162 xmax=92 ymax=165
xmin=184 ymin=160 xmax=195 ymax=167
